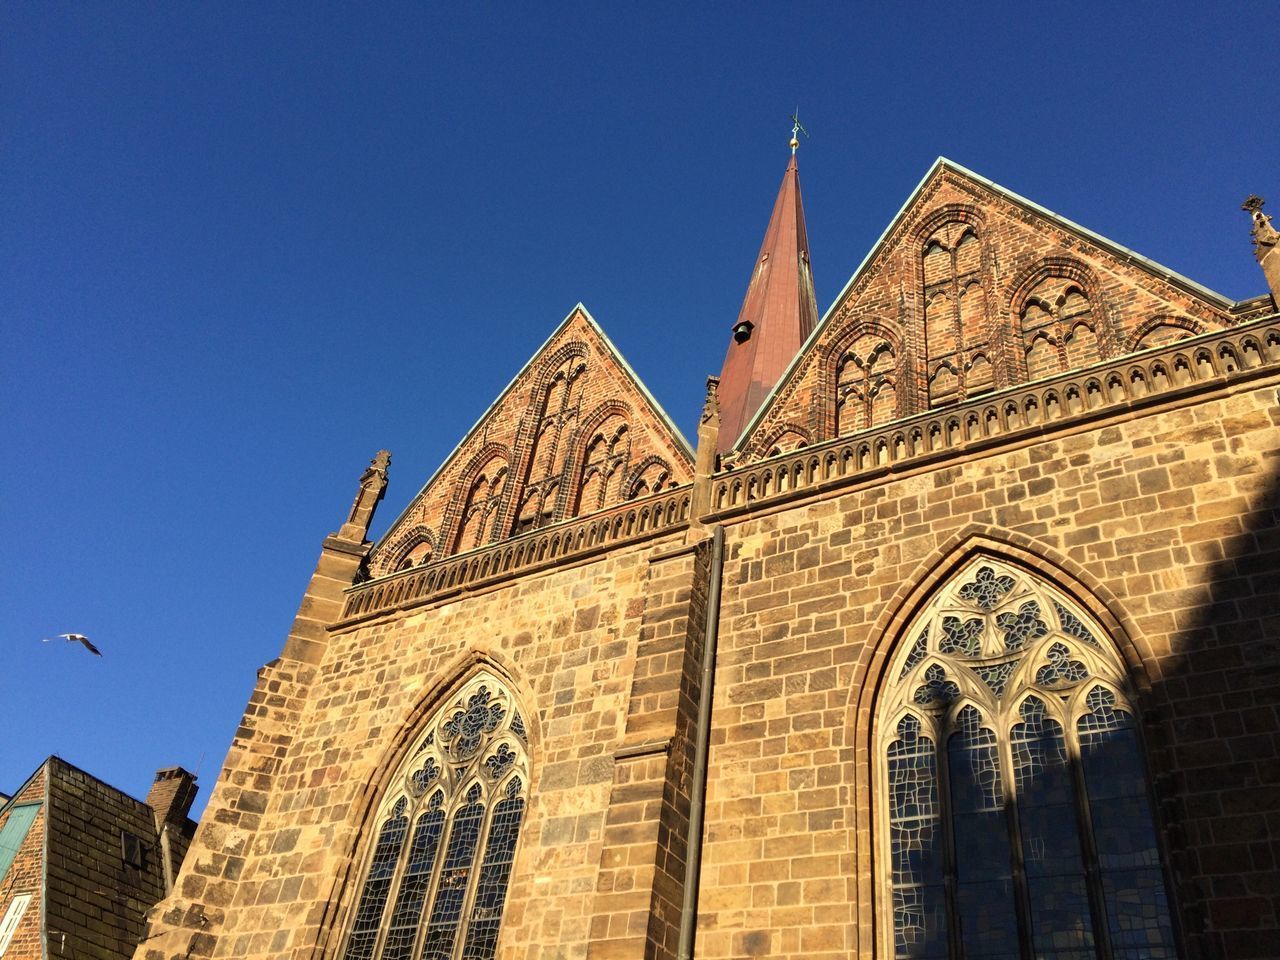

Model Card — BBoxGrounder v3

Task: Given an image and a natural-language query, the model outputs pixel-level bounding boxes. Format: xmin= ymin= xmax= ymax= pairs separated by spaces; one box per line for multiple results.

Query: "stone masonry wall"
xmin=140 ymin=530 xmax=707 ymax=960
xmin=697 ymin=371 xmax=1280 ymax=960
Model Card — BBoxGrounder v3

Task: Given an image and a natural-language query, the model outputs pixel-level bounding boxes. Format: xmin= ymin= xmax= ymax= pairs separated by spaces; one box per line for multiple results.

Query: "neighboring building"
xmin=0 ymin=759 xmax=197 ymax=960
xmin=136 ymin=152 xmax=1280 ymax=960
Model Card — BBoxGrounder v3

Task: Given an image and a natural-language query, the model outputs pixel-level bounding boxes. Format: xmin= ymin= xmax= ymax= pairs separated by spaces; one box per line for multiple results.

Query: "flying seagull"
xmin=43 ymin=633 xmax=102 ymax=656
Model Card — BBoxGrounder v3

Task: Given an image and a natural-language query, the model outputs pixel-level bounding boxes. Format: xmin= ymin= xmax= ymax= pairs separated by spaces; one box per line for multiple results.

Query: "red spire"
xmin=716 ymin=153 xmax=818 ymax=452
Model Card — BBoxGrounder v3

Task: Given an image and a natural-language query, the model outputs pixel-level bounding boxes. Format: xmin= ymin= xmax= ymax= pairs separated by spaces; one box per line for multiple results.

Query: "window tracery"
xmin=878 ymin=558 xmax=1175 ymax=960
xmin=921 ymin=224 xmax=990 ymax=406
xmin=836 ymin=334 xmax=897 ymax=435
xmin=341 ymin=675 xmax=529 ymax=960
xmin=1019 ymin=278 xmax=1102 ymax=381
xmin=454 ymin=464 xmax=509 ymax=553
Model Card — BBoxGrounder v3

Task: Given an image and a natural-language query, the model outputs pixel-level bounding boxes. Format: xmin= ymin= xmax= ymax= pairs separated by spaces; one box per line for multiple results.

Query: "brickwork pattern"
xmin=0 ymin=769 xmax=46 ymax=960
xmin=45 ymin=760 xmax=171 ymax=959
xmin=743 ymin=167 xmax=1239 ymax=460
xmin=369 ymin=309 xmax=692 ymax=576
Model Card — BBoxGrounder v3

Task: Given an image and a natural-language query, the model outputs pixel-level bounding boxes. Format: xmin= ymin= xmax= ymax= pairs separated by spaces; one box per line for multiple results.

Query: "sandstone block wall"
xmin=140 ymin=532 xmax=718 ymax=960
xmin=698 ymin=373 xmax=1280 ymax=960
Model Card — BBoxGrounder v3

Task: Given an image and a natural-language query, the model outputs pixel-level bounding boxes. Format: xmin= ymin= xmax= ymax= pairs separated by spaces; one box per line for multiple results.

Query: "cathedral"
xmin=136 ymin=144 xmax=1280 ymax=960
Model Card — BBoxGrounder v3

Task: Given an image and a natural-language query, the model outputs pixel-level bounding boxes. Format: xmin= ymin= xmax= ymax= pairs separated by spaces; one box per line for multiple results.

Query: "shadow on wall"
xmin=1151 ymin=430 xmax=1280 ymax=960
xmin=887 ymin=440 xmax=1280 ymax=960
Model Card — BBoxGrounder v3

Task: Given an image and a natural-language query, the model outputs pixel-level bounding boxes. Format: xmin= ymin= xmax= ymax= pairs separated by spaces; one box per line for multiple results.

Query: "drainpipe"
xmin=677 ymin=524 xmax=725 ymax=960
xmin=158 ymin=823 xmax=175 ymax=894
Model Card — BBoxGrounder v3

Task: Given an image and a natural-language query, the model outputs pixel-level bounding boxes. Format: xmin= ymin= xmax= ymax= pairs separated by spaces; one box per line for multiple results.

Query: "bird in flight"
xmin=43 ymin=633 xmax=102 ymax=656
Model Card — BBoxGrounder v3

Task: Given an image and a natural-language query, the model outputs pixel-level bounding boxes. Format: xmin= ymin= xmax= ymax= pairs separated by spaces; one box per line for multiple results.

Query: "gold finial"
xmin=789 ymin=108 xmax=808 ymax=155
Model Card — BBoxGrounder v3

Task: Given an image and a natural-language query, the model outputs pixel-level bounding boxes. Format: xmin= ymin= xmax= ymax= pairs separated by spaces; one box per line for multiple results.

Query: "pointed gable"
xmin=369 ymin=305 xmax=694 ymax=577
xmin=736 ymin=158 xmax=1240 ymax=462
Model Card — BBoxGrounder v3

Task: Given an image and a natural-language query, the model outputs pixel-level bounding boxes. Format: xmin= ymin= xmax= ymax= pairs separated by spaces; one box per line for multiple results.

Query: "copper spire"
xmin=715 ymin=147 xmax=819 ymax=452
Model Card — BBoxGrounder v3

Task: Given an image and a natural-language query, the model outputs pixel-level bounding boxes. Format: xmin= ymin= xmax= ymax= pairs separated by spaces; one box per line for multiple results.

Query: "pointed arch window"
xmin=921 ymin=223 xmax=989 ymax=406
xmin=836 ymin=334 xmax=897 ymax=434
xmin=878 ymin=558 xmax=1176 ymax=960
xmin=341 ymin=674 xmax=529 ymax=960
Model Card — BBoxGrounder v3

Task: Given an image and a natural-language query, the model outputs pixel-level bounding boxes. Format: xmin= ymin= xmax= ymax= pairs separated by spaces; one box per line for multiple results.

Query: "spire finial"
xmin=789 ymin=108 xmax=808 ymax=155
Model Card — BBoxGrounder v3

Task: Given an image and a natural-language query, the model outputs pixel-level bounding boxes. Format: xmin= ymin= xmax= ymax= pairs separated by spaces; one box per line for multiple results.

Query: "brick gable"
xmin=369 ymin=306 xmax=693 ymax=577
xmin=737 ymin=160 xmax=1249 ymax=462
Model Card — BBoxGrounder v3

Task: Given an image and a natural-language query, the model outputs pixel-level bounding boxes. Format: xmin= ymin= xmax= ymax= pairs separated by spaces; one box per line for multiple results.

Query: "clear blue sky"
xmin=3 ymin=3 xmax=1275 ymax=816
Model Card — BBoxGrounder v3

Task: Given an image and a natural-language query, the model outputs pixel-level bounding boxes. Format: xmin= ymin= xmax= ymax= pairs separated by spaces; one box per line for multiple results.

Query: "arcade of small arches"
xmin=817 ymin=235 xmax=1215 ymax=448
xmin=376 ymin=350 xmax=679 ymax=576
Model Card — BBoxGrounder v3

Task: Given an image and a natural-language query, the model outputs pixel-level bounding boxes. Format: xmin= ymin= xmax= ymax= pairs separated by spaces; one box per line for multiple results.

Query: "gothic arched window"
xmin=341 ymin=674 xmax=530 ymax=960
xmin=877 ymin=558 xmax=1176 ymax=960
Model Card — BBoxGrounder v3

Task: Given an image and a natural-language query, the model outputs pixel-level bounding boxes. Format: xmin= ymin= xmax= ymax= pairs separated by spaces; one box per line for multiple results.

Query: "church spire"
xmin=715 ymin=138 xmax=819 ymax=453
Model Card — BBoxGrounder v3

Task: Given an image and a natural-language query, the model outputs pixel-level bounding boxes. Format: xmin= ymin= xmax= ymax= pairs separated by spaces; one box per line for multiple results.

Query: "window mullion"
xmin=1066 ymin=712 xmax=1116 ymax=960
xmin=450 ymin=786 xmax=498 ymax=960
xmin=412 ymin=781 xmax=463 ymax=960
xmin=997 ymin=718 xmax=1036 ymax=960
xmin=366 ymin=808 xmax=414 ymax=960
xmin=933 ymin=710 xmax=963 ymax=960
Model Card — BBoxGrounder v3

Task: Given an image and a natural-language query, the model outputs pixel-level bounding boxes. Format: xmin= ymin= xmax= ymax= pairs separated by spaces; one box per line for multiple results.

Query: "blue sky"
xmin=3 ymin=3 xmax=1275 ymax=816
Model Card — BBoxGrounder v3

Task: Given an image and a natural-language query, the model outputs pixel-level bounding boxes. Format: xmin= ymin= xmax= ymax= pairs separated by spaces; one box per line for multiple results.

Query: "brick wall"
xmin=369 ymin=308 xmax=692 ymax=576
xmin=744 ymin=165 xmax=1248 ymax=459
xmin=0 ymin=769 xmax=46 ymax=960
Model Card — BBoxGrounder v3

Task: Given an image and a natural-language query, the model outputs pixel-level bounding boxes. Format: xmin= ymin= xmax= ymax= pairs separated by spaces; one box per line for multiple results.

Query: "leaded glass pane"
xmin=913 ymin=664 xmax=960 ymax=707
xmin=1078 ymin=687 xmax=1175 ymax=959
xmin=381 ymin=799 xmax=446 ymax=960
xmin=940 ymin=615 xmax=983 ymax=656
xmin=948 ymin=706 xmax=1019 ymax=960
xmin=442 ymin=687 xmax=506 ymax=761
xmin=887 ymin=715 xmax=947 ymax=959
xmin=900 ymin=629 xmax=929 ymax=678
xmin=973 ymin=661 xmax=1016 ymax=696
xmin=343 ymin=802 xmax=409 ymax=960
xmin=420 ymin=789 xmax=486 ymax=960
xmin=1053 ymin=601 xmax=1099 ymax=646
xmin=996 ymin=601 xmax=1048 ymax=651
xmin=343 ymin=675 xmax=529 ymax=960
xmin=881 ymin=559 xmax=1178 ymax=960
xmin=1011 ymin=697 xmax=1094 ymax=960
xmin=461 ymin=780 xmax=527 ymax=960
xmin=957 ymin=565 xmax=1016 ymax=609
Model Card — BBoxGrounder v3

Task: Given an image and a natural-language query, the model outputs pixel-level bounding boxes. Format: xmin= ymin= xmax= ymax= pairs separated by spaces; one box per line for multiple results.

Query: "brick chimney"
xmin=145 ymin=766 xmax=198 ymax=830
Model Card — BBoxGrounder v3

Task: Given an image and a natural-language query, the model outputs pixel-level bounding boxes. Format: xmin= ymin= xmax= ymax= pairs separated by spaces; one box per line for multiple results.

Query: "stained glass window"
xmin=340 ymin=674 xmax=529 ymax=960
xmin=878 ymin=557 xmax=1176 ymax=960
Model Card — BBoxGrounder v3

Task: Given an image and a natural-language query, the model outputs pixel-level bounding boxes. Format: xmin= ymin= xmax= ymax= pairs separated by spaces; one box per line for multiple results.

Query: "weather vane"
xmin=789 ymin=108 xmax=809 ymax=154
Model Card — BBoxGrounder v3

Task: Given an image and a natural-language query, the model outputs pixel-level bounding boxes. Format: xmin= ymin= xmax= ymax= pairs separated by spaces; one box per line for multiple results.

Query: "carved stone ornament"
xmin=1244 ymin=195 xmax=1278 ymax=249
xmin=701 ymin=376 xmax=721 ymax=425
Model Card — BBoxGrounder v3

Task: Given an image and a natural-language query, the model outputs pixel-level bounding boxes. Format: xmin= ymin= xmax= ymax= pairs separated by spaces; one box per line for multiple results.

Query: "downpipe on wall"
xmin=677 ymin=524 xmax=725 ymax=960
